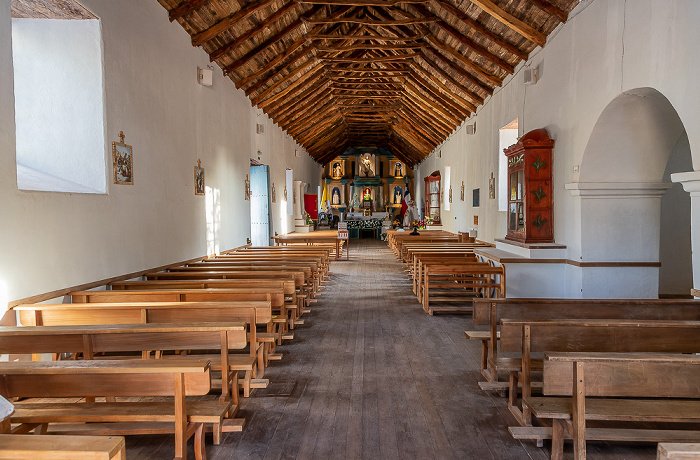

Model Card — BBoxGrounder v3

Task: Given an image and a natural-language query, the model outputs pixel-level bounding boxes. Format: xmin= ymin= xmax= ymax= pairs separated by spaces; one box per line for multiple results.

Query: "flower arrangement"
xmin=304 ymin=212 xmax=313 ymax=225
xmin=411 ymin=216 xmax=434 ymax=229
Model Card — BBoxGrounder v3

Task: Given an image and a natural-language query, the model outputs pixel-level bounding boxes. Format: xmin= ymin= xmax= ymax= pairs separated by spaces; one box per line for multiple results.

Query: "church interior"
xmin=0 ymin=0 xmax=699 ymax=458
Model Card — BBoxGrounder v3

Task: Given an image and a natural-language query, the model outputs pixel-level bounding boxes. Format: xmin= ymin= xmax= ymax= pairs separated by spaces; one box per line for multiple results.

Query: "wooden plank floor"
xmin=128 ymin=238 xmax=658 ymax=459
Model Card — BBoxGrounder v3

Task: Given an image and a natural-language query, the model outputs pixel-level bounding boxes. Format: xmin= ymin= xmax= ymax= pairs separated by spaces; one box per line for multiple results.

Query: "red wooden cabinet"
xmin=504 ymin=129 xmax=554 ymax=243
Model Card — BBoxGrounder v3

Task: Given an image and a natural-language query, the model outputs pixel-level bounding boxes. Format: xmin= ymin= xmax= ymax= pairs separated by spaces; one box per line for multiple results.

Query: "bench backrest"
xmin=501 ymin=319 xmax=700 ymax=354
xmin=0 ymin=322 xmax=247 ymax=356
xmin=0 ymin=359 xmax=212 ymax=398
xmin=70 ymin=289 xmax=283 ymax=310
xmin=543 ymin=352 xmax=700 ymax=398
xmin=110 ymin=279 xmax=296 ymax=297
xmin=473 ymin=298 xmax=700 ymax=325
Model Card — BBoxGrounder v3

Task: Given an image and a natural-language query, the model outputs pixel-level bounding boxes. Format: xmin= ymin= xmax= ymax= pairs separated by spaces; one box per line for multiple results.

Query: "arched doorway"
xmin=574 ymin=88 xmax=692 ymax=297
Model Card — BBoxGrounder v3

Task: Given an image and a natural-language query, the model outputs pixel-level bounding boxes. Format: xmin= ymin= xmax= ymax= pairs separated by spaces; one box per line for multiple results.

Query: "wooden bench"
xmin=421 ymin=263 xmax=505 ymax=314
xmin=411 ymin=253 xmax=479 ymax=294
xmin=0 ymin=359 xmax=225 ymax=460
xmin=0 ymin=434 xmax=126 ymax=460
xmin=518 ymin=352 xmax=700 ymax=460
xmin=658 ymin=443 xmax=700 ymax=459
xmin=109 ymin=278 xmax=303 ymax=329
xmin=71 ymin=287 xmax=292 ymax=350
xmin=500 ymin=318 xmax=700 ymax=426
xmin=469 ymin=298 xmax=700 ymax=383
xmin=0 ymin=322 xmax=247 ymax=413
xmin=12 ymin=300 xmax=269 ymax=397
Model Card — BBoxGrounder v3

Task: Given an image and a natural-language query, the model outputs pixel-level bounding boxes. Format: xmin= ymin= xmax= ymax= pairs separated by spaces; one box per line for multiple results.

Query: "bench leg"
xmin=194 ymin=423 xmax=207 ymax=460
xmin=551 ymin=419 xmax=565 ymax=460
xmin=174 ymin=373 xmax=187 ymax=460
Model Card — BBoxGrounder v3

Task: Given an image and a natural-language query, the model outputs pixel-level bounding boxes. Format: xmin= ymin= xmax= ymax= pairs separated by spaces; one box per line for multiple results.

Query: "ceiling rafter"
xmin=157 ymin=0 xmax=579 ymax=166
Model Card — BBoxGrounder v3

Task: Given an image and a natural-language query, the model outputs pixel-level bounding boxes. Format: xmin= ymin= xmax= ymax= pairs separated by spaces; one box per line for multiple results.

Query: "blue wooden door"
xmin=250 ymin=165 xmax=271 ymax=246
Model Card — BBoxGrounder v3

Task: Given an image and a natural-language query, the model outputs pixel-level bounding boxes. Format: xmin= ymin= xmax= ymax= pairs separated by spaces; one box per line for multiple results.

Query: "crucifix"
xmin=119 ymin=131 xmax=125 ymax=143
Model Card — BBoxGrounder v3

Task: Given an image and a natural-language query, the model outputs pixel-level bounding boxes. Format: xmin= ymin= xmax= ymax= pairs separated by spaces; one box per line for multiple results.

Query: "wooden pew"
xmin=500 ymin=318 xmax=700 ymax=426
xmin=0 ymin=434 xmax=126 ymax=460
xmin=469 ymin=298 xmax=700 ymax=383
xmin=520 ymin=352 xmax=700 ymax=460
xmin=13 ymin=300 xmax=269 ymax=397
xmin=0 ymin=322 xmax=247 ymax=414
xmin=411 ymin=253 xmax=479 ymax=294
xmin=109 ymin=278 xmax=302 ymax=329
xmin=71 ymin=287 xmax=292 ymax=348
xmin=0 ymin=359 xmax=223 ymax=460
xmin=421 ymin=263 xmax=505 ymax=315
xmin=658 ymin=443 xmax=700 ymax=459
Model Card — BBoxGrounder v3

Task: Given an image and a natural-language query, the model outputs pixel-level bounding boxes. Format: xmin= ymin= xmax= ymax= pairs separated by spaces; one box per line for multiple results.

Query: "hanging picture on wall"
xmin=460 ymin=182 xmax=464 ymax=201
xmin=271 ymin=183 xmax=276 ymax=203
xmin=473 ymin=188 xmax=480 ymax=207
xmin=244 ymin=174 xmax=250 ymax=200
xmin=112 ymin=131 xmax=133 ymax=185
xmin=194 ymin=159 xmax=205 ymax=196
xmin=489 ymin=172 xmax=496 ymax=199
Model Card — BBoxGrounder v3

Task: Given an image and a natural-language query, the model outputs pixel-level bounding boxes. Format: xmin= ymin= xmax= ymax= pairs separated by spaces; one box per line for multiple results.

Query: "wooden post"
xmin=174 ymin=372 xmax=187 ymax=460
xmin=572 ymin=361 xmax=586 ymax=460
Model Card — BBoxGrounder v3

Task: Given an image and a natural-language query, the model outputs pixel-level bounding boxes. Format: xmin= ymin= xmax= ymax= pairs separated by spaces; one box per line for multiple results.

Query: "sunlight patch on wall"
xmin=205 ymin=186 xmax=221 ymax=255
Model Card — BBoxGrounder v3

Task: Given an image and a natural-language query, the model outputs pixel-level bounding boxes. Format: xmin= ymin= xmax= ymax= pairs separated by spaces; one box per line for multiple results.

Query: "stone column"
xmin=671 ymin=170 xmax=700 ymax=294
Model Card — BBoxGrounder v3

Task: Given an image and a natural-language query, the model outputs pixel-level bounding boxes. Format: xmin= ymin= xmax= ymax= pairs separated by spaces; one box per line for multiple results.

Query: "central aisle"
xmin=134 ymin=239 xmax=657 ymax=459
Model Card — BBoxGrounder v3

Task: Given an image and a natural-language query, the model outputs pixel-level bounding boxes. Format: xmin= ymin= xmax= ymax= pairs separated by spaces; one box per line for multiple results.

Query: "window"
xmin=12 ymin=1 xmax=106 ymax=193
xmin=498 ymin=119 xmax=519 ymax=211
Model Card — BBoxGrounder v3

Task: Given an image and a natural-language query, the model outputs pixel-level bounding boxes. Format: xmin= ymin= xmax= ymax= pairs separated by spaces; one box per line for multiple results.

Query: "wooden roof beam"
xmin=409 ymin=4 xmax=514 ymax=73
xmin=168 ymin=0 xmax=210 ymax=22
xmin=193 ymin=0 xmax=279 ymax=46
xmin=272 ymin=84 xmax=334 ymax=122
xmin=405 ymin=69 xmax=471 ymax=117
xmin=307 ymin=33 xmax=423 ymax=41
xmin=295 ymin=0 xmax=428 ymax=5
xmin=267 ymin=80 xmax=333 ymax=119
xmin=430 ymin=0 xmax=527 ymax=60
xmin=423 ymin=35 xmax=500 ymax=87
xmin=315 ymin=43 xmax=425 ymax=52
xmin=304 ymin=16 xmax=437 ymax=26
xmin=257 ymin=63 xmax=325 ymax=109
xmin=222 ymin=6 xmax=323 ymax=73
xmin=468 ymin=0 xmax=546 ymax=46
xmin=209 ymin=1 xmax=300 ymax=61
xmin=528 ymin=0 xmax=568 ymax=23
xmin=409 ymin=60 xmax=477 ymax=112
xmin=252 ymin=59 xmax=318 ymax=106
xmin=417 ymin=51 xmax=485 ymax=104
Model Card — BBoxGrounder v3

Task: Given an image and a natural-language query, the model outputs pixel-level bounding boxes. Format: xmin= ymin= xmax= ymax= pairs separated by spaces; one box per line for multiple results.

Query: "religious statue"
xmin=402 ymin=196 xmax=418 ymax=228
xmin=332 ymin=161 xmax=342 ymax=178
xmin=394 ymin=162 xmax=403 ymax=177
xmin=331 ymin=188 xmax=340 ymax=205
xmin=394 ymin=187 xmax=402 ymax=204
xmin=358 ymin=153 xmax=375 ymax=178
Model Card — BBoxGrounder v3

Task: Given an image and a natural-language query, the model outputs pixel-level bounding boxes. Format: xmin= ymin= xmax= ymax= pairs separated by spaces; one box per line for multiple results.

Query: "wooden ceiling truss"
xmin=157 ymin=0 xmax=579 ymax=166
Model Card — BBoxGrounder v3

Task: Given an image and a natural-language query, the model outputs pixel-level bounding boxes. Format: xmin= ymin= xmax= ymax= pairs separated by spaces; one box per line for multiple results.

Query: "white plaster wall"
xmin=12 ymin=18 xmax=105 ymax=192
xmin=415 ymin=0 xmax=700 ymax=296
xmin=0 ymin=0 xmax=321 ymax=306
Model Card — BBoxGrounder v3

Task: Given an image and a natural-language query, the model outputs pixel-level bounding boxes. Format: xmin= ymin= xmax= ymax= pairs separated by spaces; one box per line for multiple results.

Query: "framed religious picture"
xmin=474 ymin=215 xmax=479 ymax=225
xmin=244 ymin=174 xmax=251 ymax=200
xmin=271 ymin=183 xmax=276 ymax=203
xmin=460 ymin=181 xmax=464 ymax=201
xmin=194 ymin=159 xmax=205 ymax=196
xmin=112 ymin=131 xmax=133 ymax=185
xmin=489 ymin=172 xmax=496 ymax=199
xmin=449 ymin=187 xmax=452 ymax=203
xmin=473 ymin=188 xmax=480 ymax=207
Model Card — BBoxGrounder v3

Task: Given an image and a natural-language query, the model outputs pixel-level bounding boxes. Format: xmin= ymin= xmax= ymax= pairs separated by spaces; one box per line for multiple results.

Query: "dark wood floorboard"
xmin=126 ymin=238 xmax=660 ymax=460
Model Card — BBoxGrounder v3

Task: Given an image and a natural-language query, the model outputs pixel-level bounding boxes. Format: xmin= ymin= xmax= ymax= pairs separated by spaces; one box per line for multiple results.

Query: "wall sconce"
xmin=523 ymin=67 xmax=538 ymax=85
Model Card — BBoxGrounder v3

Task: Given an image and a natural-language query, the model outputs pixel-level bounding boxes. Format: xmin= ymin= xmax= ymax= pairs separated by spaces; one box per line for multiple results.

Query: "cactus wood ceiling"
xmin=156 ymin=0 xmax=579 ymax=166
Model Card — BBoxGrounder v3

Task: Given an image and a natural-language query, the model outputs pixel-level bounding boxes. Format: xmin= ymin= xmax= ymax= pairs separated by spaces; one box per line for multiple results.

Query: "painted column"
xmin=671 ymin=171 xmax=700 ymax=295
xmin=293 ymin=180 xmax=303 ymax=224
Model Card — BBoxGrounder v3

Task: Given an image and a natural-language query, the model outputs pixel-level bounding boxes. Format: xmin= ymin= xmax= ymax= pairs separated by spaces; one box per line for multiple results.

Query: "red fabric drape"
xmin=304 ymin=194 xmax=318 ymax=219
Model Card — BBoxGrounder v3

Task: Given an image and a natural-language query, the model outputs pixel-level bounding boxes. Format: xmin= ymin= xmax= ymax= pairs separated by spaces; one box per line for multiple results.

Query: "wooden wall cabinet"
xmin=424 ymin=171 xmax=441 ymax=224
xmin=504 ymin=129 xmax=554 ymax=243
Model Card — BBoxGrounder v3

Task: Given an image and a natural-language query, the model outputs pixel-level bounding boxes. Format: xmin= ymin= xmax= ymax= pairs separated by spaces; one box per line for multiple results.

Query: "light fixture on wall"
xmin=523 ymin=66 xmax=538 ymax=85
xmin=256 ymin=123 xmax=265 ymax=134
xmin=437 ymin=149 xmax=442 ymax=159
xmin=295 ymin=149 xmax=300 ymax=158
xmin=197 ymin=65 xmax=213 ymax=86
xmin=466 ymin=121 xmax=476 ymax=135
